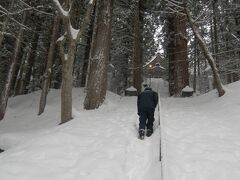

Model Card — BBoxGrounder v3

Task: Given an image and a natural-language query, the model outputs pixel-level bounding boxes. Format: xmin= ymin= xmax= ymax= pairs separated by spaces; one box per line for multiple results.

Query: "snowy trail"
xmin=0 ymin=84 xmax=162 ymax=180
xmin=4 ymin=78 xmax=240 ymax=180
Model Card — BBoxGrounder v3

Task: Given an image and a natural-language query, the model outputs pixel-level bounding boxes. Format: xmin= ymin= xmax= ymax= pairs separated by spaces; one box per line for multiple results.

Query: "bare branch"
xmin=166 ymin=0 xmax=184 ymax=9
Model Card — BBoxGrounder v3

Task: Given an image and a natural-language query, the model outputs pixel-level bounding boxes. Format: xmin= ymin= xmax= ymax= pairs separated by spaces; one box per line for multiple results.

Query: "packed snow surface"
xmin=1 ymin=78 xmax=240 ymax=180
xmin=0 ymin=81 xmax=162 ymax=180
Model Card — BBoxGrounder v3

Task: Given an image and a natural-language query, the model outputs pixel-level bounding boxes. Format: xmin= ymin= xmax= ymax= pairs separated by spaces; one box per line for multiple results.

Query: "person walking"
xmin=137 ymin=85 xmax=158 ymax=139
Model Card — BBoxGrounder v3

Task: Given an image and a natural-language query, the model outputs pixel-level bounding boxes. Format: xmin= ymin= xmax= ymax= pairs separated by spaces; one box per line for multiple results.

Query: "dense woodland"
xmin=0 ymin=0 xmax=239 ymax=123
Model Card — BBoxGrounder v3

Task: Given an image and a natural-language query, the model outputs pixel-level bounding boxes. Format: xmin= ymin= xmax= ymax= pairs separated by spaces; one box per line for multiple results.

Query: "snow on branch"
xmin=57 ymin=34 xmax=66 ymax=42
xmin=166 ymin=6 xmax=186 ymax=16
xmin=170 ymin=0 xmax=184 ymax=5
xmin=52 ymin=0 xmax=69 ymax=17
xmin=226 ymin=27 xmax=240 ymax=42
xmin=51 ymin=0 xmax=74 ymax=40
xmin=70 ymin=24 xmax=79 ymax=40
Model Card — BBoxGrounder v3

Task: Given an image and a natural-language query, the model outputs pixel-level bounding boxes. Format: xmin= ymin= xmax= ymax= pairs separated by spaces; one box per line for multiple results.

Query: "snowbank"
xmin=162 ymin=81 xmax=240 ymax=180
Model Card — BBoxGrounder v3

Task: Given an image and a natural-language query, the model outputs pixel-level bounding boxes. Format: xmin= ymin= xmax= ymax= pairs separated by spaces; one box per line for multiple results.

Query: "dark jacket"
xmin=137 ymin=87 xmax=158 ymax=112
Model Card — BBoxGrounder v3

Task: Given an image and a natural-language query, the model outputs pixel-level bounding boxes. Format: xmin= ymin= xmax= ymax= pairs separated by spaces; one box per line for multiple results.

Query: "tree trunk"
xmin=167 ymin=13 xmax=189 ymax=96
xmin=184 ymin=3 xmax=225 ymax=97
xmin=80 ymin=18 xmax=94 ymax=87
xmin=51 ymin=0 xmax=96 ymax=123
xmin=212 ymin=0 xmax=219 ymax=67
xmin=38 ymin=16 xmax=60 ymax=115
xmin=193 ymin=37 xmax=197 ymax=92
xmin=174 ymin=14 xmax=189 ymax=96
xmin=19 ymin=26 xmax=41 ymax=95
xmin=132 ymin=0 xmax=142 ymax=94
xmin=167 ymin=17 xmax=175 ymax=96
xmin=59 ymin=40 xmax=76 ymax=123
xmin=233 ymin=0 xmax=240 ymax=81
xmin=84 ymin=0 xmax=113 ymax=110
xmin=0 ymin=12 xmax=26 ymax=120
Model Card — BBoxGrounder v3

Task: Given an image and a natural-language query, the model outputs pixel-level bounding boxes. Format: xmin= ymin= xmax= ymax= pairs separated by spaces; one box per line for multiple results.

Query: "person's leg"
xmin=138 ymin=109 xmax=147 ymax=139
xmin=139 ymin=109 xmax=147 ymax=130
xmin=146 ymin=108 xmax=155 ymax=136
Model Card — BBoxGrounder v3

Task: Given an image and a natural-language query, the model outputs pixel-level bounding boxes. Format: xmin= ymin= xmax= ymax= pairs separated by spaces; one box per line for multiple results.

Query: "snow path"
xmin=0 ymin=85 xmax=162 ymax=180
xmin=161 ymin=82 xmax=240 ymax=180
xmin=3 ymin=78 xmax=240 ymax=180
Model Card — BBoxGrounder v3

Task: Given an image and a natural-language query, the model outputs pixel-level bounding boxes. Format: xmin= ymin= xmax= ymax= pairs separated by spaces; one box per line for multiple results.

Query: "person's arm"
xmin=153 ymin=92 xmax=159 ymax=108
xmin=137 ymin=95 xmax=140 ymax=115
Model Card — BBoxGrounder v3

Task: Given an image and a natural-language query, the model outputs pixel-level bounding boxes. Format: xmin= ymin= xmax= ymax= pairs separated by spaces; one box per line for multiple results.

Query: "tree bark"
xmin=84 ymin=0 xmax=113 ymax=110
xmin=167 ymin=17 xmax=175 ymax=96
xmin=174 ymin=14 xmax=189 ymax=96
xmin=167 ymin=13 xmax=189 ymax=96
xmin=132 ymin=0 xmax=142 ymax=94
xmin=59 ymin=39 xmax=76 ymax=123
xmin=38 ymin=16 xmax=60 ymax=115
xmin=212 ymin=0 xmax=219 ymax=67
xmin=184 ymin=3 xmax=225 ymax=97
xmin=52 ymin=0 xmax=96 ymax=123
xmin=193 ymin=37 xmax=197 ymax=92
xmin=80 ymin=16 xmax=95 ymax=87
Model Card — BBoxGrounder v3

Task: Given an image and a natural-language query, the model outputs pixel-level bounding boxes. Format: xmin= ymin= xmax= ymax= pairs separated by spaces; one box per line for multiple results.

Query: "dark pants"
xmin=138 ymin=108 xmax=155 ymax=130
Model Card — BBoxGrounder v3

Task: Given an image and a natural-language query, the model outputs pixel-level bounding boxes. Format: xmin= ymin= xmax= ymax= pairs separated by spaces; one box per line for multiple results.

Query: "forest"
xmin=0 ymin=0 xmax=239 ymax=125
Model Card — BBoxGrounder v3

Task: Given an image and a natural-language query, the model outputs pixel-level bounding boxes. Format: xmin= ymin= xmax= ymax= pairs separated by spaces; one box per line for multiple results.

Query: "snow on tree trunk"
xmin=38 ymin=16 xmax=60 ymax=115
xmin=184 ymin=2 xmax=225 ymax=97
xmin=84 ymin=0 xmax=113 ymax=110
xmin=52 ymin=0 xmax=96 ymax=123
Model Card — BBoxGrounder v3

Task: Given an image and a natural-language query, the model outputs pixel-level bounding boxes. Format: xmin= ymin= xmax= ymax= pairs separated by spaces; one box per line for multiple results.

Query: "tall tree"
xmin=184 ymin=0 xmax=225 ymax=97
xmin=165 ymin=0 xmax=189 ymax=96
xmin=132 ymin=0 xmax=143 ymax=94
xmin=110 ymin=0 xmax=133 ymax=95
xmin=38 ymin=15 xmax=60 ymax=115
xmin=52 ymin=0 xmax=96 ymax=123
xmin=84 ymin=0 xmax=113 ymax=109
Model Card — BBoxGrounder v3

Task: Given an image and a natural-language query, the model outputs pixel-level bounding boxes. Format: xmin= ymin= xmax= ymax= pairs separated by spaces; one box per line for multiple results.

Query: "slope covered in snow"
xmin=0 ymin=85 xmax=162 ymax=180
xmin=1 ymin=79 xmax=240 ymax=180
xmin=162 ymin=81 xmax=240 ymax=180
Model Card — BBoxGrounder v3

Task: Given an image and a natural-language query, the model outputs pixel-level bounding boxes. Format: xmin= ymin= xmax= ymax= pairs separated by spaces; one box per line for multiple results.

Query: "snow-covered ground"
xmin=0 ymin=82 xmax=162 ymax=180
xmin=162 ymin=81 xmax=240 ymax=180
xmin=1 ymin=78 xmax=240 ymax=180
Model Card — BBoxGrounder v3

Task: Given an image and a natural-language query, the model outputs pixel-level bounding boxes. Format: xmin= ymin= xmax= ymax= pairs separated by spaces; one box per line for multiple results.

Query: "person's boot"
xmin=138 ymin=129 xmax=145 ymax=140
xmin=146 ymin=129 xmax=153 ymax=137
